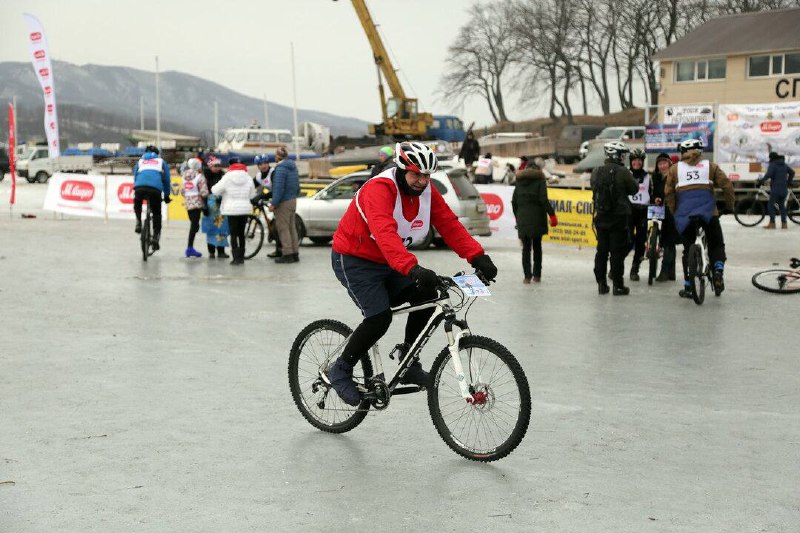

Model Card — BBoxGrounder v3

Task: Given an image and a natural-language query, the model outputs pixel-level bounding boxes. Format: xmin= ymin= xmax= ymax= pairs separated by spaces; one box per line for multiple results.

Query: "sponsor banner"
xmin=543 ymin=188 xmax=597 ymax=247
xmin=475 ymin=184 xmax=514 ymax=238
xmin=23 ymin=13 xmax=60 ymax=157
xmin=43 ymin=173 xmax=105 ymax=217
xmin=168 ymin=174 xmax=189 ymax=221
xmin=44 ymin=173 xmax=170 ymax=219
xmin=8 ymin=103 xmax=16 ymax=205
xmin=475 ymin=184 xmax=596 ymax=246
xmin=645 ymin=122 xmax=715 ymax=154
xmin=663 ymin=105 xmax=714 ymax=125
xmin=717 ymin=102 xmax=800 ymax=167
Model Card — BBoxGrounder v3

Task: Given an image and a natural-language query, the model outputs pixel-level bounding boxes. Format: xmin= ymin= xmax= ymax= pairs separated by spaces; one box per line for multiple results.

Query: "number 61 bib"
xmin=676 ymin=160 xmax=710 ymax=188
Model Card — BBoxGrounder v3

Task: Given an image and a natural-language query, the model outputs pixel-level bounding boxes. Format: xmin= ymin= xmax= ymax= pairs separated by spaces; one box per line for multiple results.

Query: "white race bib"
xmin=629 ymin=173 xmax=651 ymax=206
xmin=183 ymin=174 xmax=201 ymax=197
xmin=137 ymin=157 xmax=165 ymax=175
xmin=677 ymin=160 xmax=711 ymax=188
xmin=355 ymin=168 xmax=432 ymax=247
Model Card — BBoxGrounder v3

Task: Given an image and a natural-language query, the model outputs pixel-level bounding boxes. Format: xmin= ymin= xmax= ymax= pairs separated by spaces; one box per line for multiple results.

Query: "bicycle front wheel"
xmin=752 ymin=269 xmax=800 ymax=294
xmin=787 ymin=193 xmax=800 ymax=224
xmin=687 ymin=244 xmax=705 ymax=305
xmin=428 ymin=336 xmax=531 ymax=462
xmin=734 ymin=198 xmax=765 ymax=227
xmin=288 ymin=319 xmax=373 ymax=433
xmin=243 ymin=215 xmax=265 ymax=260
xmin=647 ymin=226 xmax=659 ymax=285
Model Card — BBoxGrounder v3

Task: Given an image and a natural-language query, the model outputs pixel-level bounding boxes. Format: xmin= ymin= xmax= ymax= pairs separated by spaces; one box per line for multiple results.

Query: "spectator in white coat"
xmin=211 ymin=158 xmax=256 ymax=265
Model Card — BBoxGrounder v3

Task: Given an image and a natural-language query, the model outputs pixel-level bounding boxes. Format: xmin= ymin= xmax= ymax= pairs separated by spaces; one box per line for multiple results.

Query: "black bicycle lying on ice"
xmin=288 ymin=272 xmax=532 ymax=462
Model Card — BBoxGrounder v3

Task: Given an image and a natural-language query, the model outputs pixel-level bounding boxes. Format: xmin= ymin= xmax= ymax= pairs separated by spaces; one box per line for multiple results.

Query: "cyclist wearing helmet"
xmin=665 ymin=138 xmax=735 ymax=298
xmin=253 ymin=154 xmax=273 ymax=188
xmin=591 ymin=141 xmax=638 ymax=295
xmin=251 ymin=153 xmax=282 ymax=258
xmin=133 ymin=145 xmax=171 ymax=250
xmin=627 ymin=149 xmax=653 ymax=281
xmin=326 ymin=141 xmax=497 ymax=406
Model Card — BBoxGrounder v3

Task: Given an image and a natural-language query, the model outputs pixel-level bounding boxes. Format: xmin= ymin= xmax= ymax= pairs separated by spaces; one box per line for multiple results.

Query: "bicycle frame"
xmin=321 ymin=282 xmax=479 ymax=403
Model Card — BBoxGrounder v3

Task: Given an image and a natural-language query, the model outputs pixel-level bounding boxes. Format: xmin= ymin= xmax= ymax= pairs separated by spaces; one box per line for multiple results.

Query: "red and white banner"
xmin=8 ymin=103 xmax=16 ymax=205
xmin=23 ymin=13 xmax=60 ymax=158
xmin=43 ymin=173 xmax=167 ymax=220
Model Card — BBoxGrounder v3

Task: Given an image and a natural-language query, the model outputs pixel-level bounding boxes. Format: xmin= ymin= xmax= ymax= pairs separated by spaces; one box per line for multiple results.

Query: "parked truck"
xmin=15 ymin=146 xmax=93 ymax=183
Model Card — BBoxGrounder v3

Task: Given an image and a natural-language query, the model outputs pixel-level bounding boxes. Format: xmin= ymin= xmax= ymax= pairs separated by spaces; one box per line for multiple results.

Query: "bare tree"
xmin=439 ymin=1 xmax=520 ymax=123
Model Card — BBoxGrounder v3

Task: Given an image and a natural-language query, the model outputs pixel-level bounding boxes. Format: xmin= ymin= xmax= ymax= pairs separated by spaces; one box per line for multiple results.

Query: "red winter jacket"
xmin=332 ymin=170 xmax=484 ymax=275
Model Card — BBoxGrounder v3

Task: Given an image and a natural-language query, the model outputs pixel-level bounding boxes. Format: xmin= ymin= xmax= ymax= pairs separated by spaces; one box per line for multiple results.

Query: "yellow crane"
xmin=337 ymin=0 xmax=433 ymax=138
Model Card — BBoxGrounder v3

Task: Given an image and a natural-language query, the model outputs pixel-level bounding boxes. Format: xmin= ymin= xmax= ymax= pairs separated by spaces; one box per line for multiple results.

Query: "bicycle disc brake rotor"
xmin=467 ymin=383 xmax=495 ymax=410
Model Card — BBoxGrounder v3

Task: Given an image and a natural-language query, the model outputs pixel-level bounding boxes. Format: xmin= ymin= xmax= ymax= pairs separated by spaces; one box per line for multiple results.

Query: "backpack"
xmin=594 ymin=166 xmax=617 ymax=214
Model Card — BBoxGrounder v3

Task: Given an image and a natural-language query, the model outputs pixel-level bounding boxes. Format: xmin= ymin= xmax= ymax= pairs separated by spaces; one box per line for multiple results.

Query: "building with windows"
xmin=652 ymin=8 xmax=800 ymax=116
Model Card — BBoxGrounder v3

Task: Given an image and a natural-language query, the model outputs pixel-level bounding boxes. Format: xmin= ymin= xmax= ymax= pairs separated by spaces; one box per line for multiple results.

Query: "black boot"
xmin=217 ymin=247 xmax=230 ymax=259
xmin=630 ymin=260 xmax=640 ymax=282
xmin=151 ymin=231 xmax=160 ymax=251
xmin=598 ymin=282 xmax=610 ymax=295
xmin=267 ymin=249 xmax=282 ymax=258
xmin=134 ymin=221 xmax=142 ymax=234
xmin=613 ymin=284 xmax=630 ymax=296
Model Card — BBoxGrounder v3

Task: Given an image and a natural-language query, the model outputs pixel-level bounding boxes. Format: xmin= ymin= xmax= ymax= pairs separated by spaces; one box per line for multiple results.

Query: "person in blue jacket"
xmin=268 ymin=146 xmax=301 ymax=263
xmin=758 ymin=151 xmax=796 ymax=229
xmin=133 ymin=145 xmax=171 ymax=250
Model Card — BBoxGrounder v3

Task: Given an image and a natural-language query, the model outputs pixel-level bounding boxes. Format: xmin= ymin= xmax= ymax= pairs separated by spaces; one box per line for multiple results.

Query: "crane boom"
xmin=351 ymin=0 xmax=405 ymax=100
xmin=338 ymin=0 xmax=433 ymax=138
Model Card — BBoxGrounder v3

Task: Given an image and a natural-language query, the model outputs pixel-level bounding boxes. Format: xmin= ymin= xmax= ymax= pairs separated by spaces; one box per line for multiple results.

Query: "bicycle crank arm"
xmin=391 ymin=386 xmax=425 ymax=395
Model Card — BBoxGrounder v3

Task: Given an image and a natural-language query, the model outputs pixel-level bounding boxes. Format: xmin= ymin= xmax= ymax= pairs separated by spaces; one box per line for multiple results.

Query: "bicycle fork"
xmin=444 ymin=323 xmax=475 ymax=403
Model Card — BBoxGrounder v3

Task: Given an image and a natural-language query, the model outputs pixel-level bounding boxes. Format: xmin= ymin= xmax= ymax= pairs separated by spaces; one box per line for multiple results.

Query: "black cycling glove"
xmin=471 ymin=254 xmax=497 ymax=281
xmin=409 ymin=264 xmax=439 ymax=292
xmin=164 ymin=196 xmax=172 ymax=204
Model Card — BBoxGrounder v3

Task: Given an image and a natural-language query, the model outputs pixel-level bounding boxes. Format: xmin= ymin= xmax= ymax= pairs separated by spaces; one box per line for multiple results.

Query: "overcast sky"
xmin=0 ymin=0 xmax=517 ymax=129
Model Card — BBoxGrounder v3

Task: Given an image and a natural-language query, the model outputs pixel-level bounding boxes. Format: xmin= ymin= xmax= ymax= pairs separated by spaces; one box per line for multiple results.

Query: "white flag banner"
xmin=23 ymin=13 xmax=60 ymax=158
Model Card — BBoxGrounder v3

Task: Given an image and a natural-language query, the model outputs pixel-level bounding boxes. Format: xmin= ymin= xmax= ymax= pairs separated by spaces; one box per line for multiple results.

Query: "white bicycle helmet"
xmin=678 ymin=138 xmax=703 ymax=153
xmin=604 ymin=141 xmax=630 ymax=159
xmin=394 ymin=141 xmax=438 ymax=175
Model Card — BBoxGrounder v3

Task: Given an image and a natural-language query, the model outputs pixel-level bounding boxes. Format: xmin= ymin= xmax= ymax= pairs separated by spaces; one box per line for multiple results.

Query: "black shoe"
xmin=267 ymin=250 xmax=282 ymax=258
xmin=598 ymin=283 xmax=610 ymax=295
xmin=679 ymin=286 xmax=694 ymax=299
xmin=325 ymin=358 xmax=361 ymax=406
xmin=630 ymin=271 xmax=640 ymax=282
xmin=208 ymin=252 xmax=215 ymax=259
xmin=275 ymin=254 xmax=298 ymax=264
xmin=151 ymin=233 xmax=160 ymax=251
xmin=134 ymin=221 xmax=142 ymax=234
xmin=713 ymin=270 xmax=725 ymax=295
xmin=217 ymin=251 xmax=230 ymax=259
xmin=292 ymin=253 xmax=300 ymax=262
xmin=613 ymin=285 xmax=630 ymax=296
xmin=655 ymin=271 xmax=669 ymax=282
xmin=399 ymin=360 xmax=429 ymax=388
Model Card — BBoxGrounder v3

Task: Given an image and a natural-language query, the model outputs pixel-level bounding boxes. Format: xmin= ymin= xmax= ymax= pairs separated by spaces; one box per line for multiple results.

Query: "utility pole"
xmin=291 ymin=42 xmax=300 ymax=159
xmin=155 ymin=56 xmax=161 ymax=149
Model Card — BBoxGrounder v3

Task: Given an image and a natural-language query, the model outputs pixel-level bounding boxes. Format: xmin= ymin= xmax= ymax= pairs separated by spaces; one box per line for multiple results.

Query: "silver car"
xmin=295 ymin=168 xmax=491 ymax=247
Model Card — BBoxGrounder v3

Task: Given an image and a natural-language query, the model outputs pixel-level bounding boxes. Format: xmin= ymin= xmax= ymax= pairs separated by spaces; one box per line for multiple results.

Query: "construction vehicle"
xmin=336 ymin=0 xmax=434 ymax=139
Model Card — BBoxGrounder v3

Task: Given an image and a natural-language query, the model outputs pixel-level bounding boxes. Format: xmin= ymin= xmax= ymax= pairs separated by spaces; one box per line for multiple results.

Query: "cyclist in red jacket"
xmin=326 ymin=141 xmax=498 ymax=406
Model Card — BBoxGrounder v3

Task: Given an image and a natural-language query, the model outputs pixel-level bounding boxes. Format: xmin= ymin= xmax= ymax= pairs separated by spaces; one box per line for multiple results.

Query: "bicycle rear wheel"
xmin=752 ymin=269 xmax=800 ymax=294
xmin=787 ymin=193 xmax=800 ymax=224
xmin=647 ymin=226 xmax=659 ymax=285
xmin=428 ymin=335 xmax=531 ymax=462
xmin=141 ymin=206 xmax=151 ymax=261
xmin=288 ymin=319 xmax=373 ymax=433
xmin=687 ymin=244 xmax=705 ymax=305
xmin=243 ymin=215 xmax=265 ymax=260
xmin=734 ymin=198 xmax=765 ymax=227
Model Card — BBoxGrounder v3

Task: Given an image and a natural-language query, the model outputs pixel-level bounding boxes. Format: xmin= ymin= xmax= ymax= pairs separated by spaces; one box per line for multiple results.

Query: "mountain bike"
xmin=734 ymin=182 xmax=800 ymax=227
xmin=243 ymin=201 xmax=268 ymax=260
xmin=288 ymin=272 xmax=532 ymax=462
xmin=685 ymin=216 xmax=721 ymax=305
xmin=140 ymin=201 xmax=156 ymax=261
xmin=752 ymin=257 xmax=800 ymax=294
xmin=645 ymin=205 xmax=665 ymax=285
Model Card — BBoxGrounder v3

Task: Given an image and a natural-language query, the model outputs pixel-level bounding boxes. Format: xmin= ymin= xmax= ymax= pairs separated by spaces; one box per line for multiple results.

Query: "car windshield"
xmin=597 ymin=128 xmax=627 ymax=139
xmin=445 ymin=170 xmax=479 ymax=199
